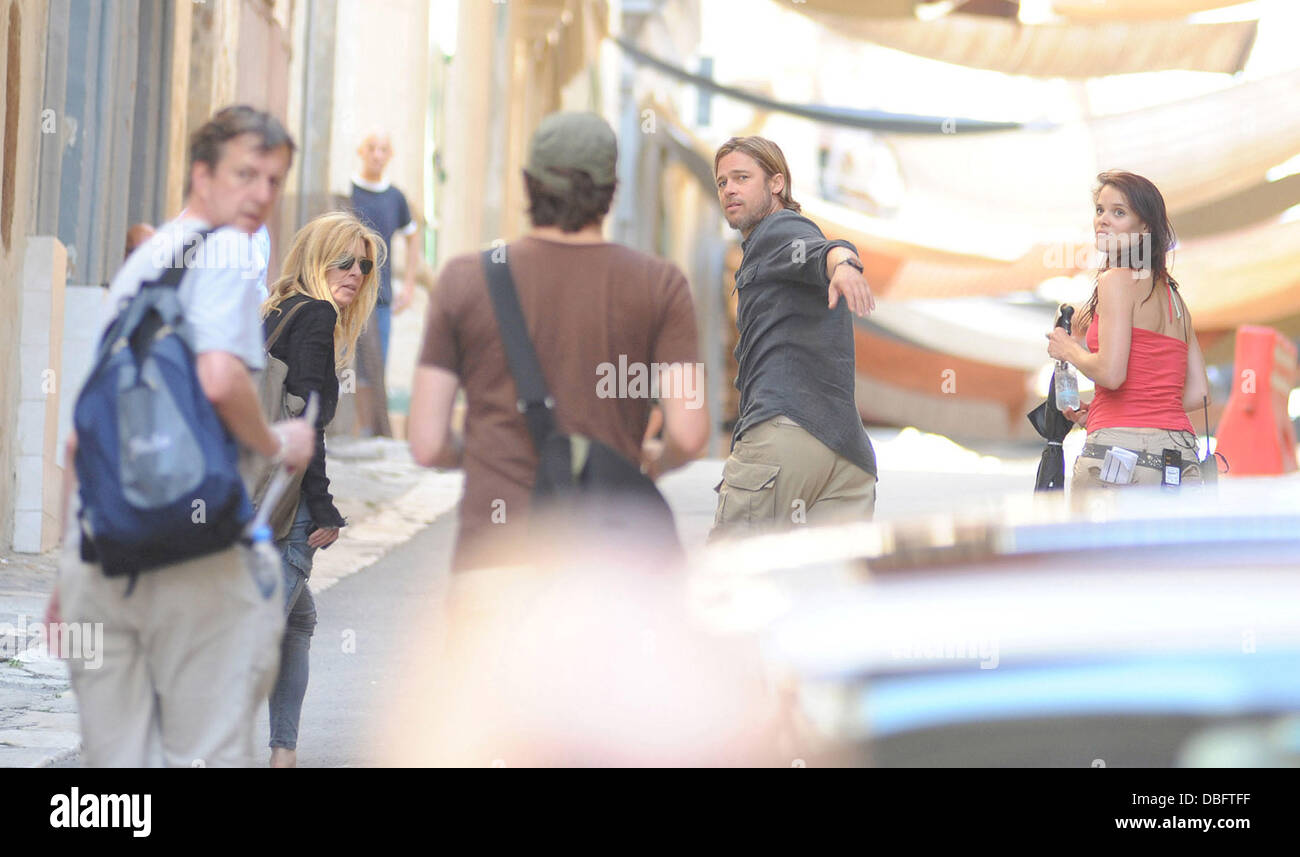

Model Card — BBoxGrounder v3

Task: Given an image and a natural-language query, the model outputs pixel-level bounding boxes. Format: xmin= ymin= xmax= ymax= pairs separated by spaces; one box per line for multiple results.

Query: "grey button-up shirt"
xmin=731 ymin=208 xmax=877 ymax=477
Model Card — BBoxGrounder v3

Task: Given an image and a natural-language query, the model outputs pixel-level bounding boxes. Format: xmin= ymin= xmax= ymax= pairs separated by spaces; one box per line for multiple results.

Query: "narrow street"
xmin=20 ymin=429 xmax=1040 ymax=767
xmin=254 ymin=504 xmax=459 ymax=767
xmin=258 ymin=433 xmax=1040 ymax=767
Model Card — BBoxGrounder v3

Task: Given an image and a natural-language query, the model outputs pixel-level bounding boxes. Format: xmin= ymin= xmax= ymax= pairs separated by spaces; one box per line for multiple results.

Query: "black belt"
xmin=1080 ymin=443 xmax=1169 ymax=471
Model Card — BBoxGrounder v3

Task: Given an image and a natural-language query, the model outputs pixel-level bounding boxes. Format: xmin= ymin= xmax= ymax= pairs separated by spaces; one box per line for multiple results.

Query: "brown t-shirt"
xmin=419 ymin=236 xmax=700 ymax=570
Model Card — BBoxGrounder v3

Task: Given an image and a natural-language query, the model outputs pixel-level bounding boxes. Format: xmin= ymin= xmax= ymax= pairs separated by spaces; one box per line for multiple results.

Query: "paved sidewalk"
xmin=0 ymin=437 xmax=457 ymax=767
xmin=0 ymin=549 xmax=79 ymax=767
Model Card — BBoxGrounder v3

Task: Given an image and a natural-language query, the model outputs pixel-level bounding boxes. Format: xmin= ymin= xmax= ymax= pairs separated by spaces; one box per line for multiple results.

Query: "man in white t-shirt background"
xmin=348 ymin=132 xmax=424 ymax=436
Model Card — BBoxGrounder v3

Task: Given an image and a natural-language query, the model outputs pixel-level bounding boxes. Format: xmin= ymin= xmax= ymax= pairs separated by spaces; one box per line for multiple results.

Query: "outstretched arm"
xmin=825 ymin=246 xmax=875 ymax=317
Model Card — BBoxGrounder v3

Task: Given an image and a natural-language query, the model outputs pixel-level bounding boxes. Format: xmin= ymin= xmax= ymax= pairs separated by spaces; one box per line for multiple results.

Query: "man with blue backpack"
xmin=48 ymin=106 xmax=315 ymax=767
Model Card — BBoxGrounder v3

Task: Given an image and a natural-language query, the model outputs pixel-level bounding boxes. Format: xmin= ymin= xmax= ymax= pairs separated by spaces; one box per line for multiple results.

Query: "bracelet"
xmin=835 ymin=257 xmax=864 ymax=274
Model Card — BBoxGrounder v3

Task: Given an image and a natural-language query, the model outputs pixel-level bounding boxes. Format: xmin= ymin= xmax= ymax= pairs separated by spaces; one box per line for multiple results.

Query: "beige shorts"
xmin=1072 ymin=426 xmax=1202 ymax=493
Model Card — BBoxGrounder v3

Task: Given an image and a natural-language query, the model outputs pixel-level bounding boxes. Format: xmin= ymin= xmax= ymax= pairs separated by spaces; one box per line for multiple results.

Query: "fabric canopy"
xmin=1050 ymin=0 xmax=1252 ymax=21
xmin=869 ymin=248 xmax=1090 ymax=301
xmin=1173 ymin=218 xmax=1300 ymax=330
xmin=793 ymin=0 xmax=919 ymax=17
xmin=875 ymin=67 xmax=1300 ymax=240
xmin=867 ymin=298 xmax=1055 ymax=371
xmin=809 ymin=192 xmax=1300 ymax=330
xmin=1093 ymin=68 xmax=1300 ymax=214
xmin=796 ymin=14 xmax=1257 ymax=77
xmin=1173 ymin=174 xmax=1300 ymax=239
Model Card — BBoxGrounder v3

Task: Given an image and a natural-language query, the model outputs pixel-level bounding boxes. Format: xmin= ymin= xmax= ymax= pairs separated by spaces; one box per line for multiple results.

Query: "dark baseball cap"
xmin=524 ymin=111 xmax=618 ymax=193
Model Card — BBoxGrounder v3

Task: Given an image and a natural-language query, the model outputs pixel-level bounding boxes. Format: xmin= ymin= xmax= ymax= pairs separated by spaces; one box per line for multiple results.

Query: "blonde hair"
xmin=262 ymin=211 xmax=386 ymax=370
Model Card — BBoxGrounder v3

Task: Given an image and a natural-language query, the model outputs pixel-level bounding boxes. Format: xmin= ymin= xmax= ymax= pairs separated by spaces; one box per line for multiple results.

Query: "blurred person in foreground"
xmin=51 ymin=105 xmax=315 ymax=767
xmin=1046 ymin=170 xmax=1208 ymax=491
xmin=710 ymin=137 xmax=877 ymax=540
xmin=407 ymin=111 xmax=709 ymax=571
xmin=380 ymin=546 xmax=779 ymax=766
xmin=260 ymin=211 xmax=382 ymax=766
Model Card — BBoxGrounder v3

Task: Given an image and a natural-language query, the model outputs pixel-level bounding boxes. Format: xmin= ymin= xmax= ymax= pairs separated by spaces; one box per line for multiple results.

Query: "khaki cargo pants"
xmin=59 ymin=504 xmax=284 ymax=767
xmin=1071 ymin=426 xmax=1203 ymax=493
xmin=709 ymin=416 xmax=876 ymax=541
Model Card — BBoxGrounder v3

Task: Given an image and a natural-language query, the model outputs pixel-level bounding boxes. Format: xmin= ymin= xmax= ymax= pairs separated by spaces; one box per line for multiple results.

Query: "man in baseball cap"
xmin=523 ymin=111 xmax=619 ymax=193
xmin=407 ymin=111 xmax=710 ymax=571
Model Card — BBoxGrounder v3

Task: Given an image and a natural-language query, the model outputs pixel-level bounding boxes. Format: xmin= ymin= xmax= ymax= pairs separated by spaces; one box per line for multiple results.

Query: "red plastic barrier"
xmin=1214 ymin=326 xmax=1298 ymax=476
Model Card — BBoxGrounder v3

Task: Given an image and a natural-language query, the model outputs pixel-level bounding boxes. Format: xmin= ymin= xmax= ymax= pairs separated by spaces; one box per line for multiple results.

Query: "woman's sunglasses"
xmin=333 ymin=255 xmax=374 ymax=276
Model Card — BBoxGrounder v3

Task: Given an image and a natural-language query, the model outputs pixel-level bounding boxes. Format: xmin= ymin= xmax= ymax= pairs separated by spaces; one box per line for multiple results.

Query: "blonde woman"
xmin=261 ymin=211 xmax=383 ymax=767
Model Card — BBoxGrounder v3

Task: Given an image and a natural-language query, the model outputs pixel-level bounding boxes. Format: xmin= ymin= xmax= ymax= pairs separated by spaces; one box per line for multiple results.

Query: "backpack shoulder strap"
xmin=265 ymin=298 xmax=312 ymax=351
xmin=141 ymin=227 xmax=217 ymax=290
xmin=87 ymin=228 xmax=217 ymax=377
xmin=479 ymin=250 xmax=556 ymax=452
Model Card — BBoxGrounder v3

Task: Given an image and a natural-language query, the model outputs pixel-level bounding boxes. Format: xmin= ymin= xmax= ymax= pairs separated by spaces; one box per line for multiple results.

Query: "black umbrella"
xmin=1027 ymin=305 xmax=1077 ymax=491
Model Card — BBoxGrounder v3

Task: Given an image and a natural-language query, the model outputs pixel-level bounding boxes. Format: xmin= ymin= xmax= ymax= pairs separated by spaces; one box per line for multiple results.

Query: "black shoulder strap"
xmin=480 ymin=250 xmax=556 ymax=452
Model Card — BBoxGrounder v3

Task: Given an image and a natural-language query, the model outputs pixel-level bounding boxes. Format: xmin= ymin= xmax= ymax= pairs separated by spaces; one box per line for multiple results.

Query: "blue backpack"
xmin=74 ymin=229 xmax=253 ymax=577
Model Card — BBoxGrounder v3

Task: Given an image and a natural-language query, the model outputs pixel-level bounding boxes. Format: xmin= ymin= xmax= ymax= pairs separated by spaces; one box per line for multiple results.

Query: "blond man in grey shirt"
xmin=711 ymin=136 xmax=877 ymax=538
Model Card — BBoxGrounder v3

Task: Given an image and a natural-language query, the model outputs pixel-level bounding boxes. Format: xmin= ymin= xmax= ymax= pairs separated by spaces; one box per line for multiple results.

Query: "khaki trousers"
xmin=59 ymin=523 xmax=283 ymax=768
xmin=710 ymin=416 xmax=876 ymax=540
xmin=1072 ymin=426 xmax=1203 ymax=493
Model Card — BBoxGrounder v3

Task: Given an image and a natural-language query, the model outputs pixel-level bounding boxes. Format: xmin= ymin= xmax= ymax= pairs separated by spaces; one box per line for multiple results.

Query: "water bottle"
xmin=1054 ymin=305 xmax=1081 ymax=412
xmin=247 ymin=524 xmax=281 ymax=600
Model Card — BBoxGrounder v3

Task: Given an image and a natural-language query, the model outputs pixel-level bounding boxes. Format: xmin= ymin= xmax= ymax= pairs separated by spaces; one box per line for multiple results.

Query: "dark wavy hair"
xmin=524 ymin=170 xmax=616 ymax=232
xmin=1079 ymin=170 xmax=1179 ymax=331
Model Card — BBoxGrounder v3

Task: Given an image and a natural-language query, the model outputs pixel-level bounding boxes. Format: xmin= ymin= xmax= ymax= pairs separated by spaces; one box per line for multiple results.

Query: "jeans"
xmin=268 ymin=498 xmax=318 ymax=750
xmin=374 ymin=302 xmax=392 ymax=369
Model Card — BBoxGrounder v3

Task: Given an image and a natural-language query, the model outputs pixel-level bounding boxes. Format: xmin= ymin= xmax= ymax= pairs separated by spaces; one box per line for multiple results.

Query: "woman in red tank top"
xmin=1046 ymin=171 xmax=1210 ymax=492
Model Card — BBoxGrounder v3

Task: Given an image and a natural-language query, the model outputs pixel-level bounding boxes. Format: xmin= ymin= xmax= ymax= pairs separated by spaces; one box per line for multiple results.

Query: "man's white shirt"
xmin=102 ymin=218 xmax=267 ymax=372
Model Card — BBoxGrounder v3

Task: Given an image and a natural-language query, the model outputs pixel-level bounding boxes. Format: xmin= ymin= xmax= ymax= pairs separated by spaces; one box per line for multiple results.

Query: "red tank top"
xmin=1084 ymin=283 xmax=1194 ymax=434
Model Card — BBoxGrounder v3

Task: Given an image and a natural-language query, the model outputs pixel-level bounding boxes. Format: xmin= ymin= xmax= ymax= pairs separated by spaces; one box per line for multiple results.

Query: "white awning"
xmin=796 ymin=14 xmax=1257 ymax=77
xmin=1050 ymin=0 xmax=1251 ymax=21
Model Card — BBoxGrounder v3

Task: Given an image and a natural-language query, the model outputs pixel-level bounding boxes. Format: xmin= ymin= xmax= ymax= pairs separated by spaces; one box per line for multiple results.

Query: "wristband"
xmin=835 ymin=256 xmax=864 ymax=274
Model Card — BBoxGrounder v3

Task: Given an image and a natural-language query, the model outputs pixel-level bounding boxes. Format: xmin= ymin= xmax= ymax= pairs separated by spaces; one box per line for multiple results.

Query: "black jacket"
xmin=264 ymin=293 xmax=346 ymax=528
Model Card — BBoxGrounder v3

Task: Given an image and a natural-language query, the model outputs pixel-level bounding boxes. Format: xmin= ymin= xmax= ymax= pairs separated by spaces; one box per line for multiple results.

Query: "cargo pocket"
xmin=717 ymin=459 xmax=781 ymax=527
